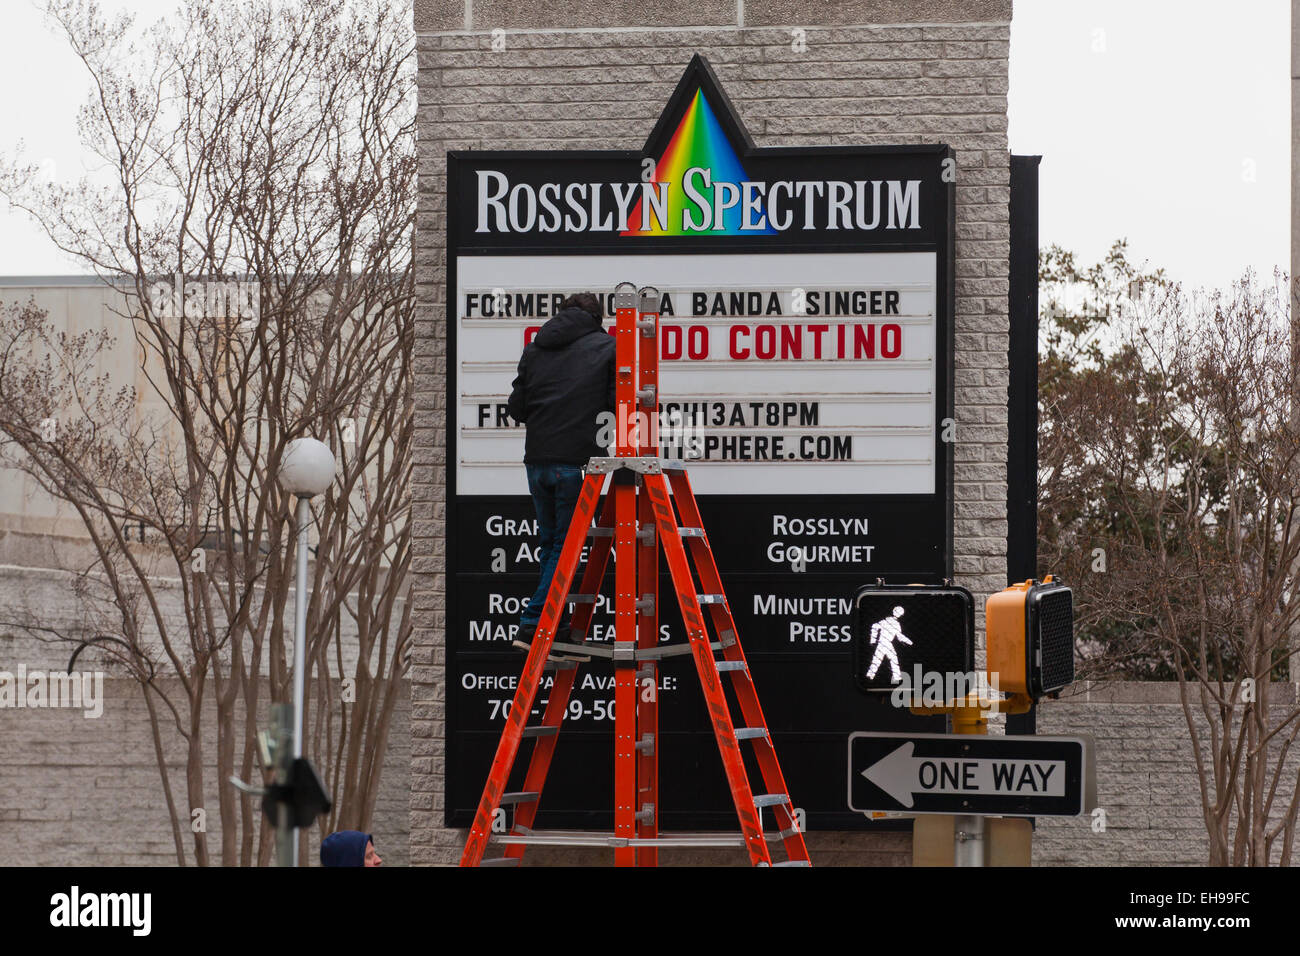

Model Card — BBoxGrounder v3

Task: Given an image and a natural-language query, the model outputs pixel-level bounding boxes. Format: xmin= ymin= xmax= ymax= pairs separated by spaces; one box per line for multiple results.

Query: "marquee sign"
xmin=445 ymin=55 xmax=955 ymax=830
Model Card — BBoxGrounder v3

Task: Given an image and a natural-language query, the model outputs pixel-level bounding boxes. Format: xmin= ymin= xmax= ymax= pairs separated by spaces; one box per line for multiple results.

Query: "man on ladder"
xmin=506 ymin=292 xmax=615 ymax=645
xmin=461 ymin=282 xmax=811 ymax=868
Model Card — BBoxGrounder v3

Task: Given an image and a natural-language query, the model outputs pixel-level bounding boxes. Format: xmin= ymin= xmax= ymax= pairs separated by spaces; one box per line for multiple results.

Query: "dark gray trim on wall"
xmin=1006 ymin=154 xmax=1040 ymax=587
xmin=1005 ymin=153 xmax=1041 ymax=739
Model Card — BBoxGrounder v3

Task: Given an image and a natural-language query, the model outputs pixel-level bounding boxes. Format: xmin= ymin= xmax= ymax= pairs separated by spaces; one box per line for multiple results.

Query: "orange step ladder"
xmin=460 ymin=283 xmax=811 ymax=867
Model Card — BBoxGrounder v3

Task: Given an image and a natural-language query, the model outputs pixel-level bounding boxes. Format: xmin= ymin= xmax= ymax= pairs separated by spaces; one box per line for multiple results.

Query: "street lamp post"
xmin=278 ymin=437 xmax=336 ymax=866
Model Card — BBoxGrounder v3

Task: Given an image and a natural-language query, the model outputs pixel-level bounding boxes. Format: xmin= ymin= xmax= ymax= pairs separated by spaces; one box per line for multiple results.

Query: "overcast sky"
xmin=0 ymin=0 xmax=1289 ymax=290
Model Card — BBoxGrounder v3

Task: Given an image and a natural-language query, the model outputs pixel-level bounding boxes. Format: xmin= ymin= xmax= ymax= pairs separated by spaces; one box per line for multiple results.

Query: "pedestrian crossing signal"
xmin=985 ymin=576 xmax=1075 ymax=698
xmin=852 ymin=584 xmax=975 ymax=693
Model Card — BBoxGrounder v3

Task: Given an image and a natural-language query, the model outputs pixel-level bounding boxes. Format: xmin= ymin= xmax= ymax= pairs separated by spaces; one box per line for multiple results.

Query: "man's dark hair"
xmin=560 ymin=292 xmax=603 ymax=321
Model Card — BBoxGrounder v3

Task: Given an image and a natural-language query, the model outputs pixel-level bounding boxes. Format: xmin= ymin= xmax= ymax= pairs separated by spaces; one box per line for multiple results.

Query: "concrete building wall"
xmin=0 ymin=279 xmax=164 ymax=546
xmin=412 ymin=0 xmax=1013 ymax=865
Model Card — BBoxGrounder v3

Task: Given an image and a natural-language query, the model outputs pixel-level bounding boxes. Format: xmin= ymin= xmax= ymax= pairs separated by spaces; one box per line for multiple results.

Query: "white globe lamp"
xmin=281 ymin=437 xmax=335 ymax=498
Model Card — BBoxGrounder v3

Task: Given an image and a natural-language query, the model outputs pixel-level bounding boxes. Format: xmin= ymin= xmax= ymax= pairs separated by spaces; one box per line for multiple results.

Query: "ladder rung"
xmin=734 ymin=727 xmax=768 ymax=741
xmin=543 ymin=639 xmax=740 ymax=665
xmin=550 ymin=640 xmax=608 ymax=659
xmin=514 ymin=639 xmax=592 ymax=663
xmin=521 ymin=725 xmax=558 ymax=738
xmin=542 ymin=658 xmax=578 ymax=671
xmin=496 ymin=831 xmax=616 ymax=847
xmin=772 ymin=861 xmax=812 ymax=867
xmin=753 ymin=793 xmax=790 ymax=809
xmin=635 ymin=643 xmax=692 ymax=660
xmin=494 ymin=830 xmax=747 ymax=848
xmin=499 ymin=791 xmax=540 ymax=805
xmin=480 ymin=857 xmax=521 ymax=866
xmin=766 ymin=826 xmax=803 ymax=842
xmin=678 ymin=527 xmax=706 ymax=537
xmin=587 ymin=527 xmax=614 ymax=537
xmin=697 ymin=594 xmax=726 ymax=604
xmin=568 ymin=594 xmax=598 ymax=604
xmin=640 ymin=639 xmax=734 ymax=660
xmin=628 ymin=835 xmax=747 ymax=848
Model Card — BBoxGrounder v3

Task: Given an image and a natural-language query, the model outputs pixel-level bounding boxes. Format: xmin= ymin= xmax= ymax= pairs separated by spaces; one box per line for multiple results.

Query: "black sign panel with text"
xmin=444 ymin=55 xmax=956 ymax=830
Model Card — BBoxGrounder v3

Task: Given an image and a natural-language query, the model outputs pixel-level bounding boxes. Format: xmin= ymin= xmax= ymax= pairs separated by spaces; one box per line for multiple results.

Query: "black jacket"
xmin=506 ymin=307 xmax=616 ymax=466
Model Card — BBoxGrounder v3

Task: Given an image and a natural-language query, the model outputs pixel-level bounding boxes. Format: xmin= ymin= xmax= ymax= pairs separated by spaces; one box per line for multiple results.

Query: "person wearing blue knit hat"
xmin=321 ymin=830 xmax=382 ymax=867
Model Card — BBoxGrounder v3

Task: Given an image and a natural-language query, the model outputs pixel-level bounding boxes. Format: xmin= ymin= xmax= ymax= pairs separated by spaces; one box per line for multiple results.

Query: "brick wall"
xmin=7 ymin=668 xmax=1292 ymax=865
xmin=5 ymin=552 xmax=1292 ymax=865
xmin=0 ymin=565 xmax=410 ymax=867
xmin=412 ymin=0 xmax=1013 ymax=865
xmin=1035 ymin=682 xmax=1300 ymax=867
xmin=0 ymin=676 xmax=410 ymax=867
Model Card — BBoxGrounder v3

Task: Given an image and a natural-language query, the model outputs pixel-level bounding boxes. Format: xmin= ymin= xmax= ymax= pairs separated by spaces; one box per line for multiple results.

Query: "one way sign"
xmin=848 ymin=732 xmax=1096 ymax=817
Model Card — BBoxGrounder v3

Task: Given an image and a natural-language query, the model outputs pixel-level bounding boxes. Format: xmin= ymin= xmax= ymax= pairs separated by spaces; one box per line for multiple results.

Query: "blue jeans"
xmin=519 ymin=462 xmax=585 ymax=640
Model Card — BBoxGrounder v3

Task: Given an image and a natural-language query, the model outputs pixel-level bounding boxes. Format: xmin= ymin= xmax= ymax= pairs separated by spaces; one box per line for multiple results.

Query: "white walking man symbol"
xmin=866 ymin=606 xmax=913 ymax=684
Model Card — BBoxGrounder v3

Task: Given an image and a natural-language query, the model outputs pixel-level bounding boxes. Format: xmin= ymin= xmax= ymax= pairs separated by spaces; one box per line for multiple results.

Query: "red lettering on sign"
xmin=729 ymin=325 xmax=749 ymax=359
xmin=687 ymin=325 xmax=708 ymax=360
xmin=807 ymin=324 xmax=828 ymax=358
xmin=854 ymin=324 xmax=875 ymax=359
xmin=662 ymin=325 xmax=682 ymax=360
xmin=781 ymin=324 xmax=801 ymax=359
xmin=882 ymin=323 xmax=902 ymax=358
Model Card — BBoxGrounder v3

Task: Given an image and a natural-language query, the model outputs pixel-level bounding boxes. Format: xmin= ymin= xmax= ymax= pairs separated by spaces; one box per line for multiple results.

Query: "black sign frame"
xmin=443 ymin=54 xmax=957 ymax=831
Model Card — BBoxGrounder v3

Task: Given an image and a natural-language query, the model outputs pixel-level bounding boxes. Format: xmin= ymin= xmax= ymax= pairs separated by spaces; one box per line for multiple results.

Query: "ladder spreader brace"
xmin=460 ymin=282 xmax=812 ymax=868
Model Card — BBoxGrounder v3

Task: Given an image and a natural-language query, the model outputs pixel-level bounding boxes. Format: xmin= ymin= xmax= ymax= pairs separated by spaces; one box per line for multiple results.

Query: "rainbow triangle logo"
xmin=622 ymin=89 xmax=775 ymax=237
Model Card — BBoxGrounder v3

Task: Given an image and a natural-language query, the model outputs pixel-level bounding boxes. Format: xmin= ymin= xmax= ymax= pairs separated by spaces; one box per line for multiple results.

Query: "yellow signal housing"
xmin=986 ymin=579 xmax=1034 ymax=696
xmin=985 ymin=575 xmax=1074 ymax=699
